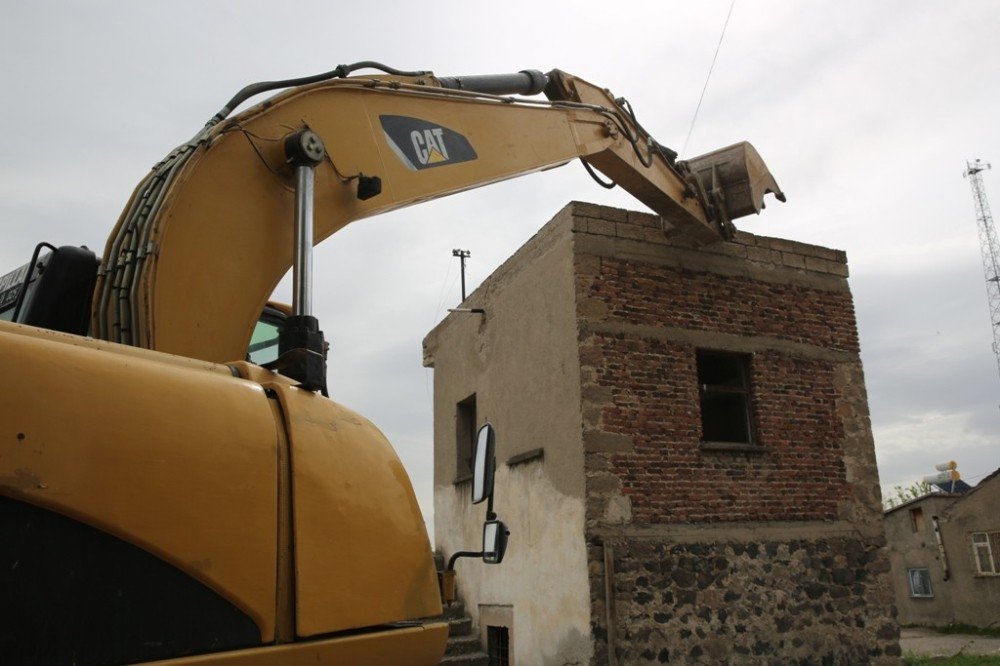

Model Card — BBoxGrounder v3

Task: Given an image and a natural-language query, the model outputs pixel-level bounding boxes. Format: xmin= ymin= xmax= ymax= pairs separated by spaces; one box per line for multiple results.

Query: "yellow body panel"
xmin=233 ymin=363 xmax=443 ymax=637
xmin=0 ymin=320 xmax=280 ymax=640
xmin=146 ymin=622 xmax=449 ymax=665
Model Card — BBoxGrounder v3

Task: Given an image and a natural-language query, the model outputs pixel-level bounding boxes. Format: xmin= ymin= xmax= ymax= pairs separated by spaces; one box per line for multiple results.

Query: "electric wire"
xmin=963 ymin=470 xmax=995 ymax=483
xmin=681 ymin=0 xmax=737 ymax=158
xmin=430 ymin=256 xmax=456 ymax=330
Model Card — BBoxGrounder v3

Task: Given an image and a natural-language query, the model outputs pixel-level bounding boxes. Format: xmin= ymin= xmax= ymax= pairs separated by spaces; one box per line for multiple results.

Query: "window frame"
xmin=907 ymin=567 xmax=934 ymax=598
xmin=696 ymin=349 xmax=756 ymax=447
xmin=972 ymin=531 xmax=1000 ymax=575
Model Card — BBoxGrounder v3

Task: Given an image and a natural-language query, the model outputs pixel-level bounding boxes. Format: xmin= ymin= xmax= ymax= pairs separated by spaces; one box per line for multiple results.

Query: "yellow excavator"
xmin=0 ymin=62 xmax=783 ymax=664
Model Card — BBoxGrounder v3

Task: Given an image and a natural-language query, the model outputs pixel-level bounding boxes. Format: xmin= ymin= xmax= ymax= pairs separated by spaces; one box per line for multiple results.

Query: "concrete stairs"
xmin=434 ymin=551 xmax=488 ymax=665
xmin=439 ymin=599 xmax=488 ymax=665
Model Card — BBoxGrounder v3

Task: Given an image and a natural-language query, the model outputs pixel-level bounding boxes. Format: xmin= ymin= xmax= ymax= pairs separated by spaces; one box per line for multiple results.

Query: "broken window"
xmin=909 ymin=507 xmax=925 ymax=533
xmin=455 ymin=394 xmax=477 ymax=481
xmin=972 ymin=532 xmax=1000 ymax=575
xmin=697 ymin=350 xmax=755 ymax=445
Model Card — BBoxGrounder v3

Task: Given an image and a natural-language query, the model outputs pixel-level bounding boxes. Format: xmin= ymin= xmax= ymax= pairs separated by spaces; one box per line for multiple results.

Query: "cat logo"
xmin=380 ymin=115 xmax=477 ymax=171
xmin=413 ymin=127 xmax=449 ymax=165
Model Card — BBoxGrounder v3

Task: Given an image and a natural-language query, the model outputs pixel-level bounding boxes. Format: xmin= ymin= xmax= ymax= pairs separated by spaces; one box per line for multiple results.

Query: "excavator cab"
xmin=0 ymin=243 xmax=98 ymax=335
xmin=1 ymin=243 xmax=289 ymax=369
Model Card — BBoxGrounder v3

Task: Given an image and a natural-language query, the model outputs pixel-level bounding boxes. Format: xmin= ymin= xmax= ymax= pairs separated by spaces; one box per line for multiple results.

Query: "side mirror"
xmin=482 ymin=519 xmax=509 ymax=564
xmin=471 ymin=423 xmax=496 ymax=505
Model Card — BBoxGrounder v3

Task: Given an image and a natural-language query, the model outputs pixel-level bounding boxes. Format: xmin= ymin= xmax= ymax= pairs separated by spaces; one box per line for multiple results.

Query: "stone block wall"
xmin=588 ymin=537 xmax=897 ymax=664
xmin=570 ymin=203 xmax=899 ymax=663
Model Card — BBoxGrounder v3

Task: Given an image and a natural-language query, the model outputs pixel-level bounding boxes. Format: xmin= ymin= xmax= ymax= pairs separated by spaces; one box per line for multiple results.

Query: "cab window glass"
xmin=247 ymin=306 xmax=285 ymax=365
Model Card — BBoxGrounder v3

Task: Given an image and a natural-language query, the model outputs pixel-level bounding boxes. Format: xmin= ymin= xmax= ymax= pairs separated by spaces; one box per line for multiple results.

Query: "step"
xmin=448 ymin=616 xmax=472 ymax=637
xmin=440 ymin=652 xmax=489 ymax=666
xmin=444 ymin=634 xmax=484 ymax=657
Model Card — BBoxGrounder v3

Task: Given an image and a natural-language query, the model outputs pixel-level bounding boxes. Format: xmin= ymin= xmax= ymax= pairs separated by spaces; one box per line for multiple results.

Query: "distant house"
xmin=884 ymin=469 xmax=1000 ymax=628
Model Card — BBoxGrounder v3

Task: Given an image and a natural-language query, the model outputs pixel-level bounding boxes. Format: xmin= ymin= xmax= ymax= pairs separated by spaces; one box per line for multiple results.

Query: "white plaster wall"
xmin=435 ymin=460 xmax=592 ymax=664
xmin=427 ymin=207 xmax=593 ymax=664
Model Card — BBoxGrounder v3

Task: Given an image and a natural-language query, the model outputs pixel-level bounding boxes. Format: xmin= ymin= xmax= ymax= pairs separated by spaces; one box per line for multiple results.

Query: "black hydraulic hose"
xmin=582 ymin=159 xmax=616 ymax=189
xmin=208 ymin=61 xmax=432 ymax=125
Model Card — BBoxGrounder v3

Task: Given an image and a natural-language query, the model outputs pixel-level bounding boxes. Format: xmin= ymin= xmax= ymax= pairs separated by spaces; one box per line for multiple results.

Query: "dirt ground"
xmin=900 ymin=627 xmax=1000 ymax=658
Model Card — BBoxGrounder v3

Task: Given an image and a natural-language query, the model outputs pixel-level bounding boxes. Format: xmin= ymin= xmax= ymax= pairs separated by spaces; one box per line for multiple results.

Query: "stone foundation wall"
xmin=588 ymin=535 xmax=900 ymax=664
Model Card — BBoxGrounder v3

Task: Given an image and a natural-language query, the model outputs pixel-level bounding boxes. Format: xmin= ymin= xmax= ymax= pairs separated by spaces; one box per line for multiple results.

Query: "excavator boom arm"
xmin=93 ymin=67 xmax=783 ymax=364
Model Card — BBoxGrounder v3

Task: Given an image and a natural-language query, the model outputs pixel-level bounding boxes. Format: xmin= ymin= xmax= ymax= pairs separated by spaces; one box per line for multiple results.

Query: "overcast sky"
xmin=2 ymin=1 xmax=998 ymax=526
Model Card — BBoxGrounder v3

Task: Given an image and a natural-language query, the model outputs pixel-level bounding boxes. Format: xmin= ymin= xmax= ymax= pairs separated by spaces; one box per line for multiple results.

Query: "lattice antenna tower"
xmin=963 ymin=159 xmax=1000 ymax=384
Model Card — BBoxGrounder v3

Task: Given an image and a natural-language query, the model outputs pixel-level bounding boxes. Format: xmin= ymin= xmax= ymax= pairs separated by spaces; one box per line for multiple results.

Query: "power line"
xmin=681 ymin=0 xmax=737 ymax=159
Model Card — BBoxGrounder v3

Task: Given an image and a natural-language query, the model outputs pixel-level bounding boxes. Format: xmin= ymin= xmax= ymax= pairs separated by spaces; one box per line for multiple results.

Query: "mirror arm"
xmin=485 ymin=454 xmax=497 ymax=520
xmin=447 ymin=550 xmax=484 ymax=572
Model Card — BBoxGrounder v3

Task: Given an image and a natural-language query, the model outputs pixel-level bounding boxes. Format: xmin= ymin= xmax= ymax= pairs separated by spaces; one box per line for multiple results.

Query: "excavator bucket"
xmin=683 ymin=142 xmax=786 ymax=222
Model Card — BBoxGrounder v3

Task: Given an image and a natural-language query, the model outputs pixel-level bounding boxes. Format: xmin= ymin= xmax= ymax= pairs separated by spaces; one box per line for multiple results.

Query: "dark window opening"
xmin=456 ymin=393 xmax=477 ymax=480
xmin=487 ymin=625 xmax=510 ymax=666
xmin=909 ymin=507 xmax=925 ymax=533
xmin=697 ymin=350 xmax=755 ymax=444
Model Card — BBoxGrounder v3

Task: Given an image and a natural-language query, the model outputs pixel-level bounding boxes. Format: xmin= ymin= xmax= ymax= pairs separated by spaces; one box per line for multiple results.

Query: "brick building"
xmin=424 ymin=202 xmax=899 ymax=663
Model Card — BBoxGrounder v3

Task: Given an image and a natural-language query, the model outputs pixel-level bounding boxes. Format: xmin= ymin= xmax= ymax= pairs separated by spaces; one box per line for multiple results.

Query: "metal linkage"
xmin=264 ymin=129 xmax=328 ymax=393
xmin=286 ymin=130 xmax=325 ymax=317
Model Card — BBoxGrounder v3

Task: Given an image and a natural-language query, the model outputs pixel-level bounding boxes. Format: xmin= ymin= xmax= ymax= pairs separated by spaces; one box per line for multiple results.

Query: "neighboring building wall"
xmin=425 ymin=210 xmax=593 ymax=665
xmin=884 ymin=495 xmax=959 ymax=626
xmin=944 ymin=473 xmax=1000 ymax=627
xmin=572 ymin=203 xmax=899 ymax=663
xmin=885 ymin=473 xmax=1000 ymax=628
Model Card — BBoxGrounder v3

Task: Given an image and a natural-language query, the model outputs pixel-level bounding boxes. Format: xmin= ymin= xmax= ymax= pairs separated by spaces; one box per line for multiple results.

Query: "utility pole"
xmin=452 ymin=249 xmax=471 ymax=302
xmin=963 ymin=159 xmax=1000 ymax=385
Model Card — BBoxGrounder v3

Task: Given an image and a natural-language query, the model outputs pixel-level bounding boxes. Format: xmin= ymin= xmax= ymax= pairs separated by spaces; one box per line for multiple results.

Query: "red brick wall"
xmin=580 ymin=258 xmax=856 ymax=524
xmin=588 ymin=258 xmax=859 ymax=353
